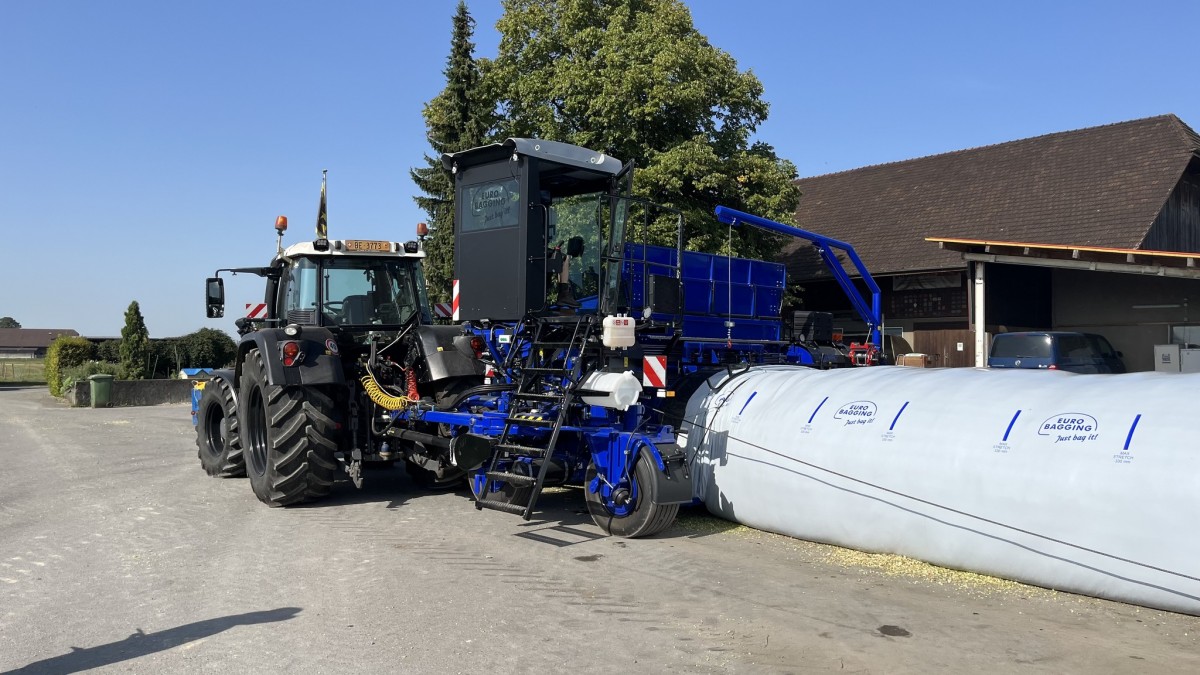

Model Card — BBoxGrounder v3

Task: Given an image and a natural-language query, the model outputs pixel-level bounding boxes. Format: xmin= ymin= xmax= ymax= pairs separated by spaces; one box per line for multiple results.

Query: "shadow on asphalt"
xmin=3 ymin=608 xmax=302 ymax=675
xmin=294 ymin=466 xmax=723 ymax=542
xmin=302 ymin=464 xmax=428 ymax=511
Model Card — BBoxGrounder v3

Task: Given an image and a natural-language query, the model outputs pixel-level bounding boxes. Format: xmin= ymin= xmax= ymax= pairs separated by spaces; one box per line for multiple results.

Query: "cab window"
xmin=283 ymin=258 xmax=319 ymax=324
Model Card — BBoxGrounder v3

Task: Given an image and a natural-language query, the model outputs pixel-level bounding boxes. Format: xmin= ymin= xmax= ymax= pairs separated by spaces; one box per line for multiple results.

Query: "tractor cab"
xmin=270 ymin=240 xmax=432 ymax=330
xmin=442 ymin=138 xmax=638 ymax=321
xmin=205 ymin=238 xmax=431 ymax=334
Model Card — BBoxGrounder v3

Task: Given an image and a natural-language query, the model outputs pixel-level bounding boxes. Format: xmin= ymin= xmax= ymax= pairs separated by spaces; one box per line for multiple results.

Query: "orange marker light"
xmin=416 ymin=222 xmax=429 ymax=237
xmin=275 ymin=215 xmax=289 ymax=233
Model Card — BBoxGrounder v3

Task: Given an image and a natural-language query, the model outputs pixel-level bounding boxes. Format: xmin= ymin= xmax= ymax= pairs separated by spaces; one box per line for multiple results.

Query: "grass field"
xmin=0 ymin=358 xmax=46 ymax=384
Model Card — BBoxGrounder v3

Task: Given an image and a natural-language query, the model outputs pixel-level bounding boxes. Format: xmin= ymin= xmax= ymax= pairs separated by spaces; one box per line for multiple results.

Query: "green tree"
xmin=180 ymin=328 xmax=238 ymax=369
xmin=0 ymin=316 xmax=20 ymax=328
xmin=119 ymin=301 xmax=150 ymax=380
xmin=486 ymin=0 xmax=800 ymax=259
xmin=411 ymin=0 xmax=492 ymax=303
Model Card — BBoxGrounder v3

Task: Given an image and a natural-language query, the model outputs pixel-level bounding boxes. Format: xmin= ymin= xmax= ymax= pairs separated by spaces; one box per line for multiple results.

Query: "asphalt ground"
xmin=1 ymin=385 xmax=1198 ymax=674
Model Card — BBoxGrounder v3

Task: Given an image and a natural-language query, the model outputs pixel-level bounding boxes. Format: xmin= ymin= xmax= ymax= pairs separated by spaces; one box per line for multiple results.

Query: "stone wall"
xmin=68 ymin=379 xmax=196 ymax=407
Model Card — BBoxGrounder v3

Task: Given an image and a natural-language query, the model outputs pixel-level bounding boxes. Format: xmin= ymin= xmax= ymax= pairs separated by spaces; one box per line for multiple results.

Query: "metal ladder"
xmin=474 ymin=314 xmax=594 ymax=519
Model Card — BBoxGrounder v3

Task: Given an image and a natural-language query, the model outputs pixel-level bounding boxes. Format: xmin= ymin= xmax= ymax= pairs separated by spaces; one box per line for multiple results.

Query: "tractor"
xmin=194 ymin=138 xmax=883 ymax=538
xmin=194 ymin=207 xmax=489 ymax=506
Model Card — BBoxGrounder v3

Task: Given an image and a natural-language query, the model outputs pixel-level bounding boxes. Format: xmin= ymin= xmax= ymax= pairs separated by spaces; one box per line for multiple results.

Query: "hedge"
xmin=46 ymin=336 xmax=96 ymax=397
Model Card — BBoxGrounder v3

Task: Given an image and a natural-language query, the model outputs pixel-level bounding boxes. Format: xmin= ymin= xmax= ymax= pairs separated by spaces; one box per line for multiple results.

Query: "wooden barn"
xmin=784 ymin=114 xmax=1200 ymax=371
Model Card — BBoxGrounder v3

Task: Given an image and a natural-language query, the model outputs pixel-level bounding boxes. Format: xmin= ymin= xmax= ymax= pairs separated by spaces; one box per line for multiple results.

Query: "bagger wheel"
xmin=585 ymin=447 xmax=678 ymax=538
xmin=240 ymin=348 xmax=338 ymax=507
xmin=196 ymin=378 xmax=245 ymax=477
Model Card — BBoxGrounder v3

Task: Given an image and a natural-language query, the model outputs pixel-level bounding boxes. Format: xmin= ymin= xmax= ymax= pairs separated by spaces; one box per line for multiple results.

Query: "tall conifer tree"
xmin=411 ymin=1 xmax=491 ymax=303
xmin=119 ymin=300 xmax=150 ymax=380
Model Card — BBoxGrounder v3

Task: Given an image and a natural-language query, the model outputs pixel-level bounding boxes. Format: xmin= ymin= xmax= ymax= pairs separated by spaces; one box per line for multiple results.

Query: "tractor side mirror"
xmin=206 ymin=277 xmax=225 ymax=318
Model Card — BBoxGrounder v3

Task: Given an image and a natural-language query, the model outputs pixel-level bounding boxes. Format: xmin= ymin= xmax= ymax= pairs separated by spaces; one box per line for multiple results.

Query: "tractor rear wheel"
xmin=240 ymin=348 xmax=338 ymax=507
xmin=195 ymin=378 xmax=244 ymax=477
xmin=585 ymin=448 xmax=678 ymax=538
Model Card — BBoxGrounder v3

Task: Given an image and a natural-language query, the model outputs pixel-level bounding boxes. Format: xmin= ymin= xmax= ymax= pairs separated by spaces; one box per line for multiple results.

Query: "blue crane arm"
xmin=714 ymin=206 xmax=882 ymax=348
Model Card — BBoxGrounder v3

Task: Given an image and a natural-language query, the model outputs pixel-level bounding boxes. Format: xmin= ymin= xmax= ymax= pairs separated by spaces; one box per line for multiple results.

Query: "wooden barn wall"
xmin=911 ymin=329 xmax=978 ymax=368
xmin=1142 ymin=170 xmax=1200 ymax=251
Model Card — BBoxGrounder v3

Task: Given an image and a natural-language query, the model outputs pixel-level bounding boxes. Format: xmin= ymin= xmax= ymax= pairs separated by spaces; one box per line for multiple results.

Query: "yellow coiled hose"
xmin=360 ymin=374 xmax=410 ymax=411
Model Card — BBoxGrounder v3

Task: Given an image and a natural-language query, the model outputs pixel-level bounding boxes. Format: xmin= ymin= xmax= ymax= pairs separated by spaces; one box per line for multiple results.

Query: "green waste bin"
xmin=88 ymin=374 xmax=114 ymax=408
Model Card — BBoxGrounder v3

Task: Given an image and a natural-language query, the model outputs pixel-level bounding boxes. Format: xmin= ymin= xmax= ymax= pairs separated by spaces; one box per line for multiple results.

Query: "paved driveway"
xmin=1 ymin=386 xmax=1197 ymax=673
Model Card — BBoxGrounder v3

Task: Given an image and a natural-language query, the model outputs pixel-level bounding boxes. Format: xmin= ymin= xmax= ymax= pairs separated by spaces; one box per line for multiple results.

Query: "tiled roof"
xmin=785 ymin=115 xmax=1200 ymax=280
xmin=0 ymin=328 xmax=80 ymax=349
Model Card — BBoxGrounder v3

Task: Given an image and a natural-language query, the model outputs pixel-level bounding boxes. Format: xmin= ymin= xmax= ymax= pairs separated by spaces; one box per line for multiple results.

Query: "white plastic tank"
xmin=680 ymin=365 xmax=1200 ymax=615
xmin=602 ymin=315 xmax=637 ymax=348
xmin=580 ymin=370 xmax=642 ymax=410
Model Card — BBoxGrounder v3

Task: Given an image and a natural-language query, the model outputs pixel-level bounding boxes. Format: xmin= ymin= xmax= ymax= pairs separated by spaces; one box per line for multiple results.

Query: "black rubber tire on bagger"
xmin=584 ymin=447 xmax=679 ymax=538
xmin=240 ymin=348 xmax=338 ymax=507
xmin=195 ymin=378 xmax=245 ymax=477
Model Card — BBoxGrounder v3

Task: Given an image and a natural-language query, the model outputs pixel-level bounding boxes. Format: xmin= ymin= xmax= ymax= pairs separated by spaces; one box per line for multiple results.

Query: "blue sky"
xmin=3 ymin=0 xmax=1199 ymax=338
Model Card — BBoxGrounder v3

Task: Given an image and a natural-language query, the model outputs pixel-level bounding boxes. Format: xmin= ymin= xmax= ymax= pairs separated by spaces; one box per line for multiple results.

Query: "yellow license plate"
xmin=345 ymin=240 xmax=392 ymax=252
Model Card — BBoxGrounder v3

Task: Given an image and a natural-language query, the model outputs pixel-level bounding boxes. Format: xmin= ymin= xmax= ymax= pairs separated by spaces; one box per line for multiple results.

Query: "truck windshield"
xmin=320 ymin=257 xmax=430 ymax=327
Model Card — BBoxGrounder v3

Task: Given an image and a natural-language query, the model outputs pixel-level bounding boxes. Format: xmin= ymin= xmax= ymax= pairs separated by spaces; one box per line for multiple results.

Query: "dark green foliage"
xmin=411 ymin=0 xmax=492 ymax=302
xmin=179 ymin=328 xmax=237 ymax=369
xmin=487 ymin=0 xmax=800 ymax=259
xmin=99 ymin=329 xmax=236 ymax=380
xmin=119 ymin=301 xmax=150 ymax=380
xmin=45 ymin=335 xmax=95 ymax=397
xmin=0 ymin=316 xmax=20 ymax=328
xmin=146 ymin=339 xmax=181 ymax=379
xmin=95 ymin=339 xmax=121 ymax=363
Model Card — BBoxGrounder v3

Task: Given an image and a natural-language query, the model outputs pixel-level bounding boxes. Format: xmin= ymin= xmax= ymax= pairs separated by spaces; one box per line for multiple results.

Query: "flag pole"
xmin=316 ymin=169 xmax=328 ymax=240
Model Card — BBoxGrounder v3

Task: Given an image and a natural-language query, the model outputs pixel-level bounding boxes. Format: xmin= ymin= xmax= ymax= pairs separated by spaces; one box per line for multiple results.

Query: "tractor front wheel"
xmin=585 ymin=448 xmax=678 ymax=538
xmin=240 ymin=348 xmax=338 ymax=507
xmin=196 ymin=378 xmax=244 ymax=477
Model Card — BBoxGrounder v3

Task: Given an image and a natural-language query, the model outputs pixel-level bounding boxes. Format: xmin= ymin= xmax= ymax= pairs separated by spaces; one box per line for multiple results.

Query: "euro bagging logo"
xmin=1038 ymin=413 xmax=1099 ymax=443
xmin=834 ymin=400 xmax=878 ymax=426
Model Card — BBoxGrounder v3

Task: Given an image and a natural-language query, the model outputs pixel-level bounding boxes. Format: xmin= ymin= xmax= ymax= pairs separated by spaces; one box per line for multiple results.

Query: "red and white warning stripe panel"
xmin=452 ymin=279 xmax=460 ymax=321
xmin=433 ymin=303 xmax=454 ymax=318
xmin=245 ymin=303 xmax=268 ymax=319
xmin=642 ymin=355 xmax=667 ymax=388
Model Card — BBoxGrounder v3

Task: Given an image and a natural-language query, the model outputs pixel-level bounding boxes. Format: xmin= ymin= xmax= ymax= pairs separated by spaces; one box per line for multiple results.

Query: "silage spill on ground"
xmin=819 ymin=547 xmax=1053 ymax=598
xmin=671 ymin=508 xmax=1056 ymax=601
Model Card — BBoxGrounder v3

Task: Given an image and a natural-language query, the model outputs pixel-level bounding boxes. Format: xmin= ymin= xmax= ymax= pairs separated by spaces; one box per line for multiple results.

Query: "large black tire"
xmin=585 ymin=448 xmax=678 ymax=538
xmin=240 ymin=348 xmax=338 ymax=507
xmin=196 ymin=378 xmax=244 ymax=477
